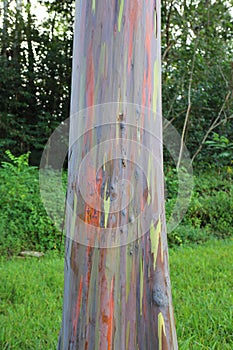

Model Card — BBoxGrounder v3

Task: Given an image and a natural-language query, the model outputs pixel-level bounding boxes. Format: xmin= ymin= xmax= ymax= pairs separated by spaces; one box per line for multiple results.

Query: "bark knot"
xmin=152 ymin=286 xmax=168 ymax=307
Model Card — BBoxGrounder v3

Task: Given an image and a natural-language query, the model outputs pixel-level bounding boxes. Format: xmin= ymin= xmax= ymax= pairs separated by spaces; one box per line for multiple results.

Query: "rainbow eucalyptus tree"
xmin=58 ymin=0 xmax=178 ymax=349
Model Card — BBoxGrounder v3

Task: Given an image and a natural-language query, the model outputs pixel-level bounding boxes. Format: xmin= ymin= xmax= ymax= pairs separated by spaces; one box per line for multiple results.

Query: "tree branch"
xmin=191 ymin=91 xmax=232 ymax=163
xmin=177 ymin=39 xmax=198 ymax=169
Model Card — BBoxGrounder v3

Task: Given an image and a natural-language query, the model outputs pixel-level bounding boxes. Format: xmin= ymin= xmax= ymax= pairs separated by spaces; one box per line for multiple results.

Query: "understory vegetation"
xmin=0 ymin=240 xmax=232 ymax=349
xmin=0 ymin=1 xmax=232 ymax=165
xmin=0 ymin=0 xmax=232 ymax=254
xmin=0 ymin=151 xmax=232 ymax=256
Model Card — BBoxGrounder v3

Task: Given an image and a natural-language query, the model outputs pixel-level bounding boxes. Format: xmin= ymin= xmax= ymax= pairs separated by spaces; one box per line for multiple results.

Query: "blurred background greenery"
xmin=0 ymin=0 xmax=232 ymax=254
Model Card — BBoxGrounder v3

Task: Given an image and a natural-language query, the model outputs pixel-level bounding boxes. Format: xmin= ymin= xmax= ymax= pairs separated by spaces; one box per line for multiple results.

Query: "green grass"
xmin=0 ymin=254 xmax=64 ymax=349
xmin=0 ymin=240 xmax=232 ymax=349
xmin=170 ymin=239 xmax=233 ymax=349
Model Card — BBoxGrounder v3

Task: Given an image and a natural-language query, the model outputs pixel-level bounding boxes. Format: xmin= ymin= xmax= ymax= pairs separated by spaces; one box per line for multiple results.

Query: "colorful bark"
xmin=58 ymin=1 xmax=178 ymax=349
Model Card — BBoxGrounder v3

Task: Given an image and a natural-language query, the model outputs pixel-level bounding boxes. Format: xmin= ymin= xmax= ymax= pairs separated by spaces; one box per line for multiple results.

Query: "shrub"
xmin=168 ymin=225 xmax=212 ymax=247
xmin=0 ymin=151 xmax=232 ymax=255
xmin=166 ymin=166 xmax=233 ymax=245
xmin=186 ymin=171 xmax=233 ymax=238
xmin=0 ymin=151 xmax=62 ymax=256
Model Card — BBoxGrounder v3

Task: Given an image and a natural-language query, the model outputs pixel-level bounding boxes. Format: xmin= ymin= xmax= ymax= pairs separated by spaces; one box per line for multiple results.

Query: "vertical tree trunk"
xmin=25 ymin=0 xmax=37 ymax=126
xmin=25 ymin=0 xmax=35 ymax=88
xmin=58 ymin=1 xmax=178 ymax=349
xmin=2 ymin=0 xmax=10 ymax=55
xmin=14 ymin=0 xmax=22 ymax=67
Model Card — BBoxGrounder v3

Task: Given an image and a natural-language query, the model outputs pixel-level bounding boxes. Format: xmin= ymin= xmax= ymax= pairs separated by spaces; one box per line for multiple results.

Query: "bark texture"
xmin=58 ymin=1 xmax=178 ymax=349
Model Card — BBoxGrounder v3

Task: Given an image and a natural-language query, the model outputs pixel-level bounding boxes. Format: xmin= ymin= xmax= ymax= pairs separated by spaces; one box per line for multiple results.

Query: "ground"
xmin=0 ymin=239 xmax=232 ymax=349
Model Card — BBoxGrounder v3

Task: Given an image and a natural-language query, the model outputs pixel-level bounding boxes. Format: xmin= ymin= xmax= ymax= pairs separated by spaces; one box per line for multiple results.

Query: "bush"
xmin=0 ymin=152 xmax=232 ymax=255
xmin=168 ymin=225 xmax=212 ymax=247
xmin=0 ymin=151 xmax=62 ymax=256
xmin=166 ymin=167 xmax=233 ymax=245
xmin=186 ymin=171 xmax=233 ymax=238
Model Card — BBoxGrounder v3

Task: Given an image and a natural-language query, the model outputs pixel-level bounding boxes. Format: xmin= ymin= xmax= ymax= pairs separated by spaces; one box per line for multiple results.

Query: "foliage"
xmin=0 ymin=151 xmax=232 ymax=255
xmin=162 ymin=0 xmax=233 ymax=166
xmin=186 ymin=190 xmax=233 ymax=237
xmin=166 ymin=166 xmax=233 ymax=246
xmin=205 ymin=132 xmax=233 ymax=167
xmin=0 ymin=240 xmax=232 ymax=349
xmin=0 ymin=0 xmax=74 ymax=164
xmin=0 ymin=151 xmax=61 ymax=256
xmin=168 ymin=226 xmax=211 ymax=247
xmin=164 ymin=166 xmax=179 ymax=200
xmin=0 ymin=0 xmax=232 ymax=167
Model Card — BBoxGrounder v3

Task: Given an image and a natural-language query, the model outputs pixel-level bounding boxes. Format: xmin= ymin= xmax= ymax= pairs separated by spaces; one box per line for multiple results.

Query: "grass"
xmin=0 ymin=253 xmax=64 ymax=349
xmin=170 ymin=239 xmax=233 ymax=349
xmin=0 ymin=240 xmax=232 ymax=349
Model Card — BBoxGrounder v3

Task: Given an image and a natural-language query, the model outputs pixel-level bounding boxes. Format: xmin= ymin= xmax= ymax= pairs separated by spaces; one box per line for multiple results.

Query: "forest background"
xmin=0 ymin=0 xmax=232 ymax=253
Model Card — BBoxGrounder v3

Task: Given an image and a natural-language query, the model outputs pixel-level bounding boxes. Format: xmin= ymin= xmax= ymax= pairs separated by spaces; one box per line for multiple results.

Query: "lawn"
xmin=170 ymin=239 xmax=233 ymax=349
xmin=0 ymin=239 xmax=232 ymax=349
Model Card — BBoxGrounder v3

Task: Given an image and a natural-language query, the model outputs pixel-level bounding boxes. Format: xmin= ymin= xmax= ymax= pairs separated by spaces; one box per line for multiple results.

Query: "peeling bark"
xmin=58 ymin=1 xmax=178 ymax=349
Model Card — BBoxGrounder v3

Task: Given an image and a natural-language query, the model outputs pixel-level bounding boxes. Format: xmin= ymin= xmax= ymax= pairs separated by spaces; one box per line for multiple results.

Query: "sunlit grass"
xmin=0 ymin=239 xmax=232 ymax=349
xmin=0 ymin=254 xmax=64 ymax=349
xmin=170 ymin=239 xmax=233 ymax=349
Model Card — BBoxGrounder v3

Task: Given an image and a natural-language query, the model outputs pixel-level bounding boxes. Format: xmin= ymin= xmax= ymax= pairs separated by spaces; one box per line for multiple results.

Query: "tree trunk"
xmin=58 ymin=1 xmax=178 ymax=349
xmin=25 ymin=0 xmax=37 ymax=120
xmin=13 ymin=0 xmax=23 ymax=68
xmin=2 ymin=0 xmax=10 ymax=55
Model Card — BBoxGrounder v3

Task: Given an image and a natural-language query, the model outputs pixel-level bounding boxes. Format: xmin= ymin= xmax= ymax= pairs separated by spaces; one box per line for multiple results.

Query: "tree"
xmin=58 ymin=1 xmax=178 ymax=349
xmin=161 ymin=0 xmax=233 ymax=166
xmin=0 ymin=0 xmax=74 ymax=163
xmin=1 ymin=0 xmax=11 ymax=56
xmin=0 ymin=0 xmax=232 ymax=166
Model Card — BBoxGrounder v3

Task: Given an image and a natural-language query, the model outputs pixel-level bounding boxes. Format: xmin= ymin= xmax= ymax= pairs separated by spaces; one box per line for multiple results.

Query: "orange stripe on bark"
xmin=84 ymin=165 xmax=101 ymax=229
xmin=107 ymin=277 xmax=115 ymax=350
xmin=127 ymin=2 xmax=141 ymax=72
